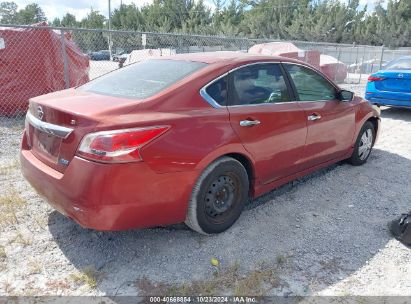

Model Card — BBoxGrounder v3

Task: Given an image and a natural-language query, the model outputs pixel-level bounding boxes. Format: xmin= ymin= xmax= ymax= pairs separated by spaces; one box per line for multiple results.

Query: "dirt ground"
xmin=0 ymin=106 xmax=410 ymax=296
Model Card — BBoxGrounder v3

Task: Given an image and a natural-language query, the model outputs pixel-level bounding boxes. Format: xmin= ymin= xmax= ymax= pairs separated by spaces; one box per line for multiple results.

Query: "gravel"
xmin=0 ymin=107 xmax=411 ymax=296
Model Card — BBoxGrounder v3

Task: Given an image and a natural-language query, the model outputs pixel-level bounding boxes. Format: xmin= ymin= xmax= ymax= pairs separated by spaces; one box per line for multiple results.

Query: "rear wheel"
xmin=185 ymin=157 xmax=249 ymax=234
xmin=348 ymin=121 xmax=375 ymax=166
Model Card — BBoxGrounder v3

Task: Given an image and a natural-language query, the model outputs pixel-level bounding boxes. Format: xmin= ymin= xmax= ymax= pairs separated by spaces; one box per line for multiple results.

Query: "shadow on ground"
xmin=47 ymin=109 xmax=411 ymax=296
xmin=48 ymin=147 xmax=411 ymax=296
xmin=381 ymin=106 xmax=411 ymax=121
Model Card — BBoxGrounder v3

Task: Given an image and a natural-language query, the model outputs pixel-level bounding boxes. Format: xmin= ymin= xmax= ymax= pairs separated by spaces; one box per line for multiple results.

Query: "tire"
xmin=185 ymin=157 xmax=249 ymax=235
xmin=348 ymin=121 xmax=375 ymax=166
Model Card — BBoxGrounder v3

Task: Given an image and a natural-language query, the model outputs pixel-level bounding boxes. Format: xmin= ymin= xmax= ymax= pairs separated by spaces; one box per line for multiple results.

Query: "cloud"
xmin=340 ymin=0 xmax=388 ymax=11
xmin=13 ymin=0 xmax=153 ymax=20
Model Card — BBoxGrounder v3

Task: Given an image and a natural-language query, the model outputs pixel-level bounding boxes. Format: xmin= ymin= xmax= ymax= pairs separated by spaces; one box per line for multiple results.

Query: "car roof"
xmin=396 ymin=56 xmax=411 ymax=60
xmin=159 ymin=51 xmax=287 ymax=64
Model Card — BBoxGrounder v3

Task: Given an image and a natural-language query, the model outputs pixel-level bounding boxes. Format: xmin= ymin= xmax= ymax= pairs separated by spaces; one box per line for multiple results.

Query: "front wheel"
xmin=185 ymin=157 xmax=249 ymax=235
xmin=348 ymin=121 xmax=375 ymax=166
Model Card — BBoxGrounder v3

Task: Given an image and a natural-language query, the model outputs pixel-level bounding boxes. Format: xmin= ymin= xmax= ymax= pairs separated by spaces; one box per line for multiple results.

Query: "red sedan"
xmin=20 ymin=52 xmax=380 ymax=234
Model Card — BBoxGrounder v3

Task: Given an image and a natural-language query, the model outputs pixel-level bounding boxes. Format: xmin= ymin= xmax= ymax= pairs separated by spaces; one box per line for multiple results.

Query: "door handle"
xmin=240 ymin=119 xmax=261 ymax=127
xmin=307 ymin=114 xmax=321 ymax=121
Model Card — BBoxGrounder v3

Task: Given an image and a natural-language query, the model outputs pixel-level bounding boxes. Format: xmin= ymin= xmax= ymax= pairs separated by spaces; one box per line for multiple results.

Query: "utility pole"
xmin=108 ymin=0 xmax=112 ymax=60
xmin=108 ymin=0 xmax=111 ymax=32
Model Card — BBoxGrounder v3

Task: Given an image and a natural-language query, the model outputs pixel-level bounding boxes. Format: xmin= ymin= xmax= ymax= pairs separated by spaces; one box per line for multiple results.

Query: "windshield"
xmin=384 ymin=58 xmax=411 ymax=70
xmin=80 ymin=59 xmax=207 ymax=99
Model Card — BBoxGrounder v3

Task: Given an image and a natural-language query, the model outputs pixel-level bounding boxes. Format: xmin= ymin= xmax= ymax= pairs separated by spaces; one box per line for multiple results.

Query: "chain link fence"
xmin=1 ymin=24 xmax=410 ymax=121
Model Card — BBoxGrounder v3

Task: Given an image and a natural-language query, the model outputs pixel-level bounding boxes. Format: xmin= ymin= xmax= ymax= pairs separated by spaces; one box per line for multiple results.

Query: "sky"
xmin=12 ymin=0 xmax=386 ymax=21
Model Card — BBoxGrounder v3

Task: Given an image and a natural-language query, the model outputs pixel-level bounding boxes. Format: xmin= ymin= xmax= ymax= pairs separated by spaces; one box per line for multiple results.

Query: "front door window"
xmin=284 ymin=64 xmax=337 ymax=101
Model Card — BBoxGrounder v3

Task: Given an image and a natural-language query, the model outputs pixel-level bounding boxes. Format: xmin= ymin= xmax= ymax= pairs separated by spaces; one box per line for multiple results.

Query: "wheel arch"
xmin=224 ymin=152 xmax=255 ymax=197
xmin=366 ymin=116 xmax=379 ymax=143
xmin=194 ymin=147 xmax=257 ymax=198
xmin=356 ymin=114 xmax=379 ymax=146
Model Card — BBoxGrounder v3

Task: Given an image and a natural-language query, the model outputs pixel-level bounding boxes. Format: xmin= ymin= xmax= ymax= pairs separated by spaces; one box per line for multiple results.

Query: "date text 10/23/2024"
xmin=149 ymin=296 xmax=258 ymax=303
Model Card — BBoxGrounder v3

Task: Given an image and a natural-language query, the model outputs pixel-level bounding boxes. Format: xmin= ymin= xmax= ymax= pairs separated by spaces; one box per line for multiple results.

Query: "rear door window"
xmin=205 ymin=77 xmax=228 ymax=106
xmin=80 ymin=59 xmax=207 ymax=99
xmin=229 ymin=63 xmax=291 ymax=105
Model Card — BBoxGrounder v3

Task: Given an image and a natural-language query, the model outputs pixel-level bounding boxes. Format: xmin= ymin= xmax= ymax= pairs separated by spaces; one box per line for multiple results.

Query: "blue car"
xmin=365 ymin=56 xmax=411 ymax=108
xmin=89 ymin=50 xmax=111 ymax=61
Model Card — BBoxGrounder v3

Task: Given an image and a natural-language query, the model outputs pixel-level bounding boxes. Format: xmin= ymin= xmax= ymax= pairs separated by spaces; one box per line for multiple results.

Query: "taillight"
xmin=368 ymin=75 xmax=385 ymax=82
xmin=77 ymin=126 xmax=169 ymax=163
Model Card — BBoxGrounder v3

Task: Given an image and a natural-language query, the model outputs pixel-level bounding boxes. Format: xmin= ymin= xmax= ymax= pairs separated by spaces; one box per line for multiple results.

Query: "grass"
xmin=12 ymin=232 xmax=32 ymax=247
xmin=0 ymin=186 xmax=27 ymax=228
xmin=28 ymin=259 xmax=42 ymax=275
xmin=0 ymin=245 xmax=6 ymax=259
xmin=0 ymin=158 xmax=20 ymax=176
xmin=136 ymin=261 xmax=283 ymax=296
xmin=234 ymin=267 xmax=279 ymax=296
xmin=276 ymin=254 xmax=287 ymax=265
xmin=32 ymin=214 xmax=48 ymax=230
xmin=2 ymin=280 xmax=13 ymax=294
xmin=70 ymin=266 xmax=104 ymax=289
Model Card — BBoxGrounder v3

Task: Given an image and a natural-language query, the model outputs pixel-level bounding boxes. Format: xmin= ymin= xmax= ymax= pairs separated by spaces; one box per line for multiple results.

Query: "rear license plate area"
xmin=32 ymin=129 xmax=62 ymax=163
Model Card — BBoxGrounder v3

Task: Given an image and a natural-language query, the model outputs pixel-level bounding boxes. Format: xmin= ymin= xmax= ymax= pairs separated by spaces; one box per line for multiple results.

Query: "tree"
xmin=15 ymin=3 xmax=46 ymax=24
xmin=51 ymin=17 xmax=61 ymax=26
xmin=80 ymin=9 xmax=105 ymax=28
xmin=285 ymin=0 xmax=313 ymax=40
xmin=241 ymin=0 xmax=307 ymax=39
xmin=61 ymin=13 xmax=78 ymax=27
xmin=0 ymin=1 xmax=18 ymax=24
xmin=377 ymin=0 xmax=411 ymax=47
xmin=352 ymin=0 xmax=411 ymax=47
xmin=72 ymin=9 xmax=107 ymax=52
xmin=181 ymin=0 xmax=212 ymax=34
xmin=111 ymin=3 xmax=144 ymax=30
xmin=1 ymin=0 xmax=410 ymax=47
xmin=214 ymin=0 xmax=245 ymax=36
xmin=111 ymin=4 xmax=145 ymax=52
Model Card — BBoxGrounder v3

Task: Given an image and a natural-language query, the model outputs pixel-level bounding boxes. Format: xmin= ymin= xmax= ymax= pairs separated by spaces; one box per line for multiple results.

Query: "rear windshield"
xmin=384 ymin=58 xmax=411 ymax=70
xmin=80 ymin=59 xmax=207 ymax=99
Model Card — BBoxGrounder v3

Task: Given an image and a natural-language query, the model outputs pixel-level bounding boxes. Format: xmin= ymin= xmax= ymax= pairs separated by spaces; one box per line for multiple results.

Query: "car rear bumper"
xmin=366 ymin=96 xmax=411 ymax=108
xmin=20 ymin=133 xmax=197 ymax=231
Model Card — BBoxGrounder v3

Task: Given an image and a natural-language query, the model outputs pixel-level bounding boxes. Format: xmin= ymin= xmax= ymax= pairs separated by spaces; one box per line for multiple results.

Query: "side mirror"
xmin=339 ymin=90 xmax=354 ymax=102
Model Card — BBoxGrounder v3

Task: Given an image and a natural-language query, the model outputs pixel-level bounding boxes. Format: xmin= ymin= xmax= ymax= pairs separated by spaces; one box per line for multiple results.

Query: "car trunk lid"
xmin=375 ymin=70 xmax=411 ymax=93
xmin=25 ymin=89 xmax=142 ymax=173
